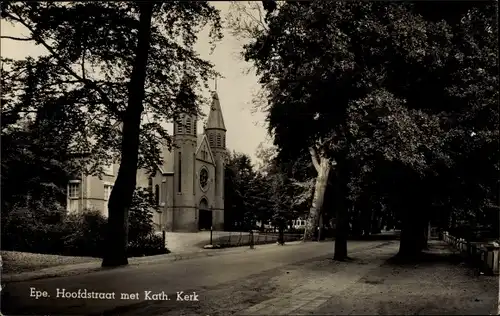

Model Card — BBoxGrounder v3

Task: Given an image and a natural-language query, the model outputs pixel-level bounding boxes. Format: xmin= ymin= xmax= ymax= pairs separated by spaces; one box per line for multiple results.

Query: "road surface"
xmin=2 ymin=239 xmax=496 ymax=315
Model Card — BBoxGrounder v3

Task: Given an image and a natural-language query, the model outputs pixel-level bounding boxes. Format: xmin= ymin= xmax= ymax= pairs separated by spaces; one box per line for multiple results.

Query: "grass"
xmin=1 ymin=250 xmax=100 ymax=274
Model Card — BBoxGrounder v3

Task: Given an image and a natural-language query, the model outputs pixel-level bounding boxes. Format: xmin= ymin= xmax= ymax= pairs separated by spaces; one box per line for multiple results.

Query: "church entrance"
xmin=198 ymin=198 xmax=212 ymax=230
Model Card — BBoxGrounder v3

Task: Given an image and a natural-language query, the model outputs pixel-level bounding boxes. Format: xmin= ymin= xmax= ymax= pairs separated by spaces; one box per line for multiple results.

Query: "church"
xmin=66 ymin=91 xmax=227 ymax=232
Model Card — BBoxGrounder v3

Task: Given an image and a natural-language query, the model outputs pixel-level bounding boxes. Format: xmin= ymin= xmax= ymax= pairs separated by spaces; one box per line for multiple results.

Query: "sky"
xmin=0 ymin=2 xmax=271 ymax=162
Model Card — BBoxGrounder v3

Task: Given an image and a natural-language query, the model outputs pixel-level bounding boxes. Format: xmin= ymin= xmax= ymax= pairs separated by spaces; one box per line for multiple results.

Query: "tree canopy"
xmin=1 ymin=1 xmax=222 ymax=174
xmin=242 ymin=1 xmax=498 ymax=255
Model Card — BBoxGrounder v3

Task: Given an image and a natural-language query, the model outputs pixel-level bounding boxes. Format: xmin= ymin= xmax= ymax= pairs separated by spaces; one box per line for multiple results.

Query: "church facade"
xmin=66 ymin=91 xmax=227 ymax=232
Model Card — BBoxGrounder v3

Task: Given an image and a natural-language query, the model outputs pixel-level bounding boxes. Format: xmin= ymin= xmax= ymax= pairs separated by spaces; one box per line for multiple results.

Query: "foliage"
xmin=224 ymin=148 xmax=315 ymax=231
xmin=2 ymin=1 xmax=222 ymax=264
xmin=1 ymin=188 xmax=166 ymax=257
xmin=224 ymin=151 xmax=269 ymax=229
xmin=241 ymin=1 xmax=498 ymax=251
xmin=1 ymin=203 xmax=68 ymax=254
xmin=128 ymin=187 xmax=158 ymax=243
xmin=127 ymin=188 xmax=167 ymax=256
xmin=1 ymin=2 xmax=222 ymax=174
xmin=1 ymin=116 xmax=74 ymax=213
xmin=62 ymin=209 xmax=107 ymax=256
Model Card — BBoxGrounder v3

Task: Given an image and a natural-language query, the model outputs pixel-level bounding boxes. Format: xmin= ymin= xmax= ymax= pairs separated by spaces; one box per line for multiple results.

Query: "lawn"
xmin=1 ymin=251 xmax=100 ymax=274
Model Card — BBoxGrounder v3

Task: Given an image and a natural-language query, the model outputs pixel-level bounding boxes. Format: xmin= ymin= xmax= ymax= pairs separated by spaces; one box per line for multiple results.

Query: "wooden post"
xmin=210 ymin=226 xmax=213 ymax=245
xmin=250 ymin=230 xmax=254 ymax=249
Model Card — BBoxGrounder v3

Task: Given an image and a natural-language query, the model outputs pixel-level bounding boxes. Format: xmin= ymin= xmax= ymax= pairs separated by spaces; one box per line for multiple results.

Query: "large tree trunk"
xmin=317 ymin=212 xmax=323 ymax=241
xmin=303 ymin=147 xmax=331 ymax=241
xmin=102 ymin=3 xmax=154 ymax=267
xmin=333 ymin=165 xmax=349 ymax=261
xmin=398 ymin=211 xmax=428 ymax=258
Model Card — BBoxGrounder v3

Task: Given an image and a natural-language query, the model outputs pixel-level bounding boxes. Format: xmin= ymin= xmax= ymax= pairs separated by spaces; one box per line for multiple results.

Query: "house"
xmin=290 ymin=217 xmax=307 ymax=230
xmin=67 ymin=91 xmax=228 ymax=232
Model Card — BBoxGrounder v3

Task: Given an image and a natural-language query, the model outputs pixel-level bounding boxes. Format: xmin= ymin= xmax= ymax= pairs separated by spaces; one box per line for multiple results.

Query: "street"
xmin=2 ymin=239 xmax=497 ymax=315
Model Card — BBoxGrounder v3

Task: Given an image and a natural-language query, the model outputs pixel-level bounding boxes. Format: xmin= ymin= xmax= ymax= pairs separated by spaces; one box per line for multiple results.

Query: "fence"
xmin=209 ymin=231 xmax=303 ymax=248
xmin=442 ymin=231 xmax=499 ymax=275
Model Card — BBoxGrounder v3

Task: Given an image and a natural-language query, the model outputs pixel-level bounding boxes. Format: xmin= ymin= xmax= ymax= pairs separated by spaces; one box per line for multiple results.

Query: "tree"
xmin=1 ymin=1 xmax=222 ymax=266
xmin=224 ymin=152 xmax=263 ymax=229
xmin=241 ymin=1 xmax=498 ymax=260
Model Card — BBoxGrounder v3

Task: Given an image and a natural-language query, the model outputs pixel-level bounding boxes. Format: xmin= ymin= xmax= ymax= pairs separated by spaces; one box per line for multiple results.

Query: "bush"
xmin=128 ymin=233 xmax=169 ymax=257
xmin=1 ymin=204 xmax=67 ymax=254
xmin=287 ymin=227 xmax=305 ymax=234
xmin=126 ymin=188 xmax=168 ymax=256
xmin=61 ymin=209 xmax=107 ymax=257
xmin=2 ymin=188 xmax=168 ymax=258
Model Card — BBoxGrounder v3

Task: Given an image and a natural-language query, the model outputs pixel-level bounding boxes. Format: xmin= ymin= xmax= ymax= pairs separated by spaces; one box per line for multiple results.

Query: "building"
xmin=66 ymin=91 xmax=227 ymax=232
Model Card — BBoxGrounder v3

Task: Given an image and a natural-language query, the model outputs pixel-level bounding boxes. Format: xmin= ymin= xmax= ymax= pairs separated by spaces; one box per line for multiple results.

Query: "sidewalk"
xmin=2 ymin=241 xmax=302 ymax=283
xmin=238 ymin=239 xmax=498 ymax=315
xmin=134 ymin=239 xmax=497 ymax=316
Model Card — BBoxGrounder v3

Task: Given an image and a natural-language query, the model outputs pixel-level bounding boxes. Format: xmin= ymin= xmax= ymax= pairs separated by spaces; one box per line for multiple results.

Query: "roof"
xmin=205 ymin=91 xmax=226 ymax=131
xmin=196 ymin=133 xmax=215 ymax=165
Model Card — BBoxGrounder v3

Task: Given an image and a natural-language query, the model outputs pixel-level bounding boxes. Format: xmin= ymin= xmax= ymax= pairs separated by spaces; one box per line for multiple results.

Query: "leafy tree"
xmin=1 ymin=1 xmax=222 ymax=266
xmin=241 ymin=1 xmax=498 ymax=260
xmin=224 ymin=152 xmax=260 ymax=229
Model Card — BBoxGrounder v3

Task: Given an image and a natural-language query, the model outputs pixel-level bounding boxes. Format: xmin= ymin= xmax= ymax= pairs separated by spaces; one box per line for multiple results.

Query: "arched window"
xmin=148 ymin=177 xmax=153 ymax=203
xmin=216 ymin=134 xmax=221 ymax=147
xmin=176 ymin=121 xmax=183 ymax=134
xmin=154 ymin=184 xmax=160 ymax=206
xmin=222 ymin=135 xmax=226 ymax=148
xmin=186 ymin=117 xmax=191 ymax=134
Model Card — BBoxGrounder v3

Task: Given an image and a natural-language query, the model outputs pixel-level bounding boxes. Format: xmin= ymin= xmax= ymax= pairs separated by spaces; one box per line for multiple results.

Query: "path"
xmin=2 ymin=238 xmax=497 ymax=315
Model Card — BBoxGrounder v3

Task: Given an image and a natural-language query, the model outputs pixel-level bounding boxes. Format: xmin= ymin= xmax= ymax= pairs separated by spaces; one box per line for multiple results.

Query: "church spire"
xmin=206 ymin=90 xmax=226 ymax=131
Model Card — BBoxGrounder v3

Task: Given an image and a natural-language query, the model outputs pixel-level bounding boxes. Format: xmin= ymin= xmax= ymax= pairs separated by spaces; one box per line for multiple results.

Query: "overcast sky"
xmin=0 ymin=2 xmax=271 ymax=162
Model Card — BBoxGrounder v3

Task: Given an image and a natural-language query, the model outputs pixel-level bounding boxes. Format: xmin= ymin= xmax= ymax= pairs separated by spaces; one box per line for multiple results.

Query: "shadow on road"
xmin=348 ymin=230 xmax=401 ymax=241
xmin=385 ymin=240 xmax=464 ymax=267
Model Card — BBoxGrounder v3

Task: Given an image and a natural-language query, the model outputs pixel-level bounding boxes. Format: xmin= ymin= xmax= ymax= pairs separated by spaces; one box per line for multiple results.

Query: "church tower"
xmin=205 ymin=91 xmax=227 ymax=230
xmin=172 ymin=111 xmax=198 ymax=231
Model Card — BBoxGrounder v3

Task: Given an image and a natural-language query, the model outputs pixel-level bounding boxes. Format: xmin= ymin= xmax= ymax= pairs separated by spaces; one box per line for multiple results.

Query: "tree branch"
xmin=309 ymin=147 xmax=321 ymax=172
xmin=4 ymin=11 xmax=124 ymax=119
xmin=0 ymin=35 xmax=34 ymax=41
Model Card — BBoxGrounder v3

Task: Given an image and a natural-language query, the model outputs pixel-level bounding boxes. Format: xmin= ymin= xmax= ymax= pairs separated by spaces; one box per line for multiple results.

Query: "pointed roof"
xmin=196 ymin=134 xmax=215 ymax=165
xmin=205 ymin=91 xmax=226 ymax=131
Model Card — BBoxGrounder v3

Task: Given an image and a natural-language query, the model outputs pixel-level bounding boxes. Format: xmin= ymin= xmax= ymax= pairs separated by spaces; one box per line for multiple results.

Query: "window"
xmin=217 ymin=134 xmax=221 ymax=147
xmin=148 ymin=177 xmax=153 ymax=192
xmin=103 ymin=164 xmax=114 ymax=176
xmin=199 ymin=168 xmax=209 ymax=190
xmin=103 ymin=184 xmax=113 ymax=214
xmin=186 ymin=117 xmax=191 ymax=134
xmin=209 ymin=133 xmax=214 ymax=147
xmin=148 ymin=177 xmax=153 ymax=202
xmin=178 ymin=152 xmax=182 ymax=193
xmin=104 ymin=184 xmax=113 ymax=200
xmin=194 ymin=121 xmax=197 ymax=135
xmin=176 ymin=121 xmax=183 ymax=134
xmin=68 ymin=183 xmax=80 ymax=199
xmin=222 ymin=135 xmax=226 ymax=148
xmin=155 ymin=184 xmax=160 ymax=206
xmin=161 ymin=182 xmax=167 ymax=206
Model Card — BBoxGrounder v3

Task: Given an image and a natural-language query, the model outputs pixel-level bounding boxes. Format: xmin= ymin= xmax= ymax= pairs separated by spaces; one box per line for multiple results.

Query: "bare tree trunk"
xmin=102 ymin=3 xmax=154 ymax=267
xmin=303 ymin=147 xmax=331 ymax=241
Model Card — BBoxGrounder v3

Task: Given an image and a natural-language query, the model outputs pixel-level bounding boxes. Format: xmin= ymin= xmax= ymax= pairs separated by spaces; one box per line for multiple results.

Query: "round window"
xmin=200 ymin=168 xmax=209 ymax=190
